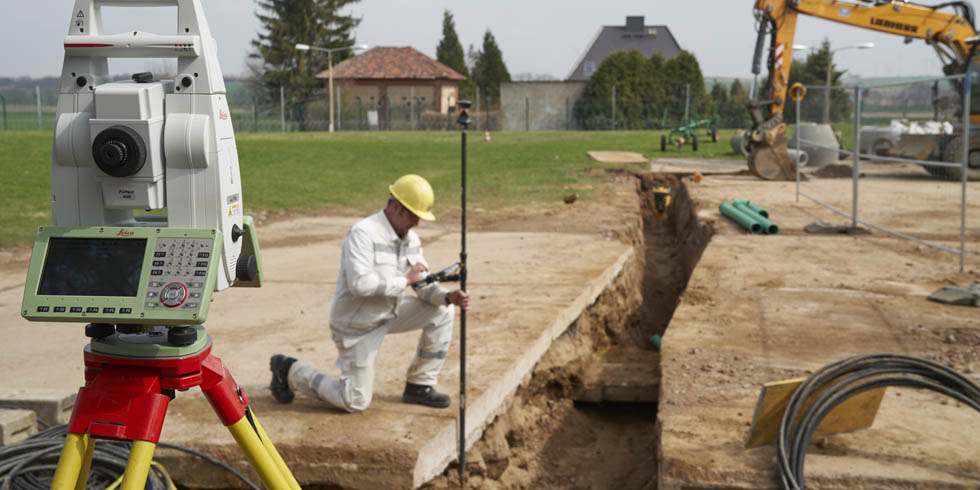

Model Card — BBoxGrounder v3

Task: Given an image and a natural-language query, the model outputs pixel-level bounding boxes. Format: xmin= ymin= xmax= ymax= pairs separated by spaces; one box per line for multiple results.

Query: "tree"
xmin=573 ymin=50 xmax=661 ymax=129
xmin=471 ymin=30 xmax=510 ymax=106
xmin=726 ymin=78 xmax=751 ymax=128
xmin=249 ymin=0 xmax=361 ymax=113
xmin=783 ymin=38 xmax=850 ymax=123
xmin=436 ymin=10 xmax=474 ymax=101
xmin=663 ymin=50 xmax=711 ymax=123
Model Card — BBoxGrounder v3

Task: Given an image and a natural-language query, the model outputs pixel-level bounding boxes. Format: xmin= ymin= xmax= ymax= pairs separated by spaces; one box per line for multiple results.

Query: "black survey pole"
xmin=456 ymin=99 xmax=471 ymax=483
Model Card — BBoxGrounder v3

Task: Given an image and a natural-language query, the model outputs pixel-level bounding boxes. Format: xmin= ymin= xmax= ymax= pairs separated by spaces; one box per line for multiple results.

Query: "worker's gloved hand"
xmin=406 ymin=263 xmax=428 ymax=285
xmin=447 ymin=289 xmax=470 ymax=310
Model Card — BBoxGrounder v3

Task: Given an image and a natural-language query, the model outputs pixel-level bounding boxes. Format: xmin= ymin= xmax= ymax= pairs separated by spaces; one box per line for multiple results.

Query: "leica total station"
xmin=19 ymin=1 xmax=298 ymax=488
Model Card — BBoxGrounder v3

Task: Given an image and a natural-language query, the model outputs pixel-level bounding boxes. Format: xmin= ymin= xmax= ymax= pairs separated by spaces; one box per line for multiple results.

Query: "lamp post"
xmin=821 ymin=42 xmax=874 ymax=123
xmin=295 ymin=43 xmax=369 ymax=132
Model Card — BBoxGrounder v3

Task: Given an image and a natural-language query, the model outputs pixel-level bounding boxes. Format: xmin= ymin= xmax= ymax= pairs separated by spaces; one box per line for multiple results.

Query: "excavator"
xmin=747 ymin=0 xmax=980 ymax=181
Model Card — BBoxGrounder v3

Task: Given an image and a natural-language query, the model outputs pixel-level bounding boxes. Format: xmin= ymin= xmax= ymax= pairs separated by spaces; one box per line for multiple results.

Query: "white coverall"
xmin=288 ymin=210 xmax=454 ymax=412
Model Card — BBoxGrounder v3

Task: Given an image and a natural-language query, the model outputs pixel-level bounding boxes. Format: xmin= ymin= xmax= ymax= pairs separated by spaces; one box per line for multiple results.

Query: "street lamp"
xmin=821 ymin=42 xmax=874 ymax=123
xmin=295 ymin=43 xmax=369 ymax=132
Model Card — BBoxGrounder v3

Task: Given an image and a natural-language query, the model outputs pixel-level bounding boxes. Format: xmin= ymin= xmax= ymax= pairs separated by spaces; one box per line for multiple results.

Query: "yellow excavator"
xmin=748 ymin=0 xmax=980 ymax=180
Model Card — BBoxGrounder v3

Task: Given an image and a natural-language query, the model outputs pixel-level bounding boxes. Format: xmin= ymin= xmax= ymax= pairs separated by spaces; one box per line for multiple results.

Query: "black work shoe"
xmin=269 ymin=354 xmax=297 ymax=404
xmin=402 ymin=382 xmax=451 ymax=408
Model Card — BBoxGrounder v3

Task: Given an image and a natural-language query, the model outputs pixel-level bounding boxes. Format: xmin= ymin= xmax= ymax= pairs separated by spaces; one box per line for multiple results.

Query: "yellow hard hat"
xmin=389 ymin=174 xmax=436 ymax=221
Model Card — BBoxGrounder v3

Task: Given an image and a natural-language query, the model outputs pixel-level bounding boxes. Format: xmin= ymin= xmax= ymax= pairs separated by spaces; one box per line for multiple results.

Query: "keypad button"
xmin=198 ymin=252 xmax=210 ymax=258
xmin=151 ymin=270 xmax=163 ymax=276
xmin=37 ymin=306 xmax=50 ymax=312
xmin=70 ymin=307 xmax=83 ymax=313
xmin=102 ymin=307 xmax=115 ymax=314
xmin=120 ymin=308 xmax=132 ymax=314
xmin=86 ymin=307 xmax=99 ymax=313
xmin=154 ymin=251 xmax=167 ymax=257
xmin=194 ymin=270 xmax=207 ymax=277
xmin=54 ymin=307 xmax=66 ymax=313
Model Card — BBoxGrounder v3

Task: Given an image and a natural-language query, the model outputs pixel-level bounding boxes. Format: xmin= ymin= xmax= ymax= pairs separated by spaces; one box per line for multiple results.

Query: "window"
xmin=583 ymin=60 xmax=596 ymax=76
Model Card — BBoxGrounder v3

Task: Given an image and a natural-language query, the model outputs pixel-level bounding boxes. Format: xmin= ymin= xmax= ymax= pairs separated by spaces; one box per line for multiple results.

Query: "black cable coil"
xmin=776 ymin=353 xmax=980 ymax=490
xmin=0 ymin=425 xmax=260 ymax=490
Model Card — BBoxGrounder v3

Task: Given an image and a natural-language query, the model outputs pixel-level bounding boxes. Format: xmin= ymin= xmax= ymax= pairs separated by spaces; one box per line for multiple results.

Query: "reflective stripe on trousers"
xmin=288 ymin=295 xmax=454 ymax=413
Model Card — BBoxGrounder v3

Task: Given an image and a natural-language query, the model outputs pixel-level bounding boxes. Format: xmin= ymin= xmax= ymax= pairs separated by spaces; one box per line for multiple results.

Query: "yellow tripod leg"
xmin=251 ymin=411 xmax=301 ymax=490
xmin=75 ymin=435 xmax=96 ymax=490
xmin=120 ymin=440 xmax=156 ymax=490
xmin=51 ymin=433 xmax=87 ymax=490
xmin=227 ymin=415 xmax=290 ymax=490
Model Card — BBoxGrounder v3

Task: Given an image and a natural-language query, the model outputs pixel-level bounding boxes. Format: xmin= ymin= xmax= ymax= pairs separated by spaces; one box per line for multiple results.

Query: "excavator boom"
xmin=747 ymin=0 xmax=980 ymax=180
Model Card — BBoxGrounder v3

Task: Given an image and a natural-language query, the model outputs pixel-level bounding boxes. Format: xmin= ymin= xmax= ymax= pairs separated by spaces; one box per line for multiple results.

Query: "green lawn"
xmin=0 ymin=129 xmax=744 ymax=246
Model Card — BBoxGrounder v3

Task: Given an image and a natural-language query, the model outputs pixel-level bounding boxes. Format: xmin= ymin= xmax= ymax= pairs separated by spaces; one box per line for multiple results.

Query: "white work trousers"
xmin=288 ymin=295 xmax=454 ymax=413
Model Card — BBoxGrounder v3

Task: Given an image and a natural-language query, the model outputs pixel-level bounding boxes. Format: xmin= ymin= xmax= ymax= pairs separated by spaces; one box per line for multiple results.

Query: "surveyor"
xmin=270 ymin=174 xmax=470 ymax=411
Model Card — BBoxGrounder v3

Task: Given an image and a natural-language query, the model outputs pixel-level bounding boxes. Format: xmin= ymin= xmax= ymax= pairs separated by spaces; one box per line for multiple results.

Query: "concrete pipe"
xmin=786 ymin=148 xmax=809 ymax=168
xmin=788 ymin=123 xmax=839 ymax=167
xmin=730 ymin=130 xmax=751 ymax=156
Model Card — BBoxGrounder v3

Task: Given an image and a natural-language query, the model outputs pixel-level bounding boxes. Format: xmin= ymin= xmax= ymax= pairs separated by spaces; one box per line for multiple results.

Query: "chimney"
xmin=625 ymin=16 xmax=644 ymax=33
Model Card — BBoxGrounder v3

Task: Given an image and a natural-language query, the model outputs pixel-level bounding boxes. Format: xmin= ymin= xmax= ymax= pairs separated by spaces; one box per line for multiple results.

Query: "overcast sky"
xmin=1 ymin=0 xmax=971 ymax=81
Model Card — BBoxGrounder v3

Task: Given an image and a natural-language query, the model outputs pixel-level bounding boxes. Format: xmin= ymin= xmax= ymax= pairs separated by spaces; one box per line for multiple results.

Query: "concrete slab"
xmin=0 ymin=408 xmax=36 ymax=446
xmin=587 ymin=151 xmax=648 ymax=164
xmin=0 ymin=217 xmax=631 ymax=489
xmin=651 ymin=157 xmax=747 ymax=175
xmin=658 ymin=172 xmax=980 ymax=489
xmin=0 ymin=388 xmax=76 ymax=426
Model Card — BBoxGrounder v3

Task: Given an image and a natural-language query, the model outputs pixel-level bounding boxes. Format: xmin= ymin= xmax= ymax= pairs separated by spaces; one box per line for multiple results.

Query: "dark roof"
xmin=566 ymin=16 xmax=682 ymax=81
xmin=316 ymin=47 xmax=466 ymax=81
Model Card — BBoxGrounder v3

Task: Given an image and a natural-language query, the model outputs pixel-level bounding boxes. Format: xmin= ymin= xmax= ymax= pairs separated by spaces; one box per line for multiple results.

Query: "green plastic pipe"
xmin=733 ymin=202 xmax=779 ymax=234
xmin=733 ymin=199 xmax=769 ymax=218
xmin=720 ymin=202 xmax=762 ymax=234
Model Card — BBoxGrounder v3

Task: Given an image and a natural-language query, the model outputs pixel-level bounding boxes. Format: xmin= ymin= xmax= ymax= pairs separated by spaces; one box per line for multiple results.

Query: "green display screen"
xmin=37 ymin=237 xmax=147 ymax=297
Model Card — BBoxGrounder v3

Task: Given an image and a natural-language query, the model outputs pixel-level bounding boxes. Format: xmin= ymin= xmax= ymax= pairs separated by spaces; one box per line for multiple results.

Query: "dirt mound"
xmin=813 ymin=163 xmax=854 ymax=178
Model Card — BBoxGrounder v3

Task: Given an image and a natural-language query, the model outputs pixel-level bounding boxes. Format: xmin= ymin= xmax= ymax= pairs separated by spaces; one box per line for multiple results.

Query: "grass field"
xmin=0 ymin=129 xmax=744 ymax=246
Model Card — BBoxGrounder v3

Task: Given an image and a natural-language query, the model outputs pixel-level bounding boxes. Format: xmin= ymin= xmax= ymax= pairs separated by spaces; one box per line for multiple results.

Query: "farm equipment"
xmin=748 ymin=0 xmax=980 ymax=181
xmin=661 ymin=117 xmax=719 ymax=152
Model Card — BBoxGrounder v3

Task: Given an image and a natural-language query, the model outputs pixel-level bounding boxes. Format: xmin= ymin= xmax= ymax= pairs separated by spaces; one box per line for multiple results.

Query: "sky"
xmin=0 ymin=0 xmax=972 ymax=81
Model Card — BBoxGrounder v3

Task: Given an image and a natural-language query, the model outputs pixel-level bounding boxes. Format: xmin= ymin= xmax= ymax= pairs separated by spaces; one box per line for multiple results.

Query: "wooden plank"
xmin=745 ymin=377 xmax=886 ymax=448
xmin=573 ymin=347 xmax=659 ymax=403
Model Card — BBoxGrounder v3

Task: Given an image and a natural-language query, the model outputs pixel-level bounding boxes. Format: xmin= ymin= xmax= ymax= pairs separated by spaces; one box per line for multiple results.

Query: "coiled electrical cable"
xmin=0 ymin=425 xmax=260 ymax=490
xmin=776 ymin=354 xmax=980 ymax=490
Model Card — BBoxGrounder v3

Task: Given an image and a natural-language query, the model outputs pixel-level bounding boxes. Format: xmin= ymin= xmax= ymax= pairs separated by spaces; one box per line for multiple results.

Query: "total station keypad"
xmin=146 ymin=237 xmax=213 ymax=309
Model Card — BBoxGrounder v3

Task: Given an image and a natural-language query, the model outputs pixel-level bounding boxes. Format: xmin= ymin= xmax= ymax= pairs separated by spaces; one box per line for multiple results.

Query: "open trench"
xmin=424 ymin=173 xmax=714 ymax=489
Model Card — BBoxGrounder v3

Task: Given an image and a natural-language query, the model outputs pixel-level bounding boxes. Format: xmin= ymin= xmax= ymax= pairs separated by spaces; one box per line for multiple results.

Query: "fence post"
xmin=387 ymin=96 xmax=392 ymax=130
xmin=280 ymin=86 xmax=285 ymax=133
xmin=0 ymin=93 xmax=6 ymax=131
xmin=250 ymin=95 xmax=256 ymax=133
xmin=475 ymin=86 xmax=481 ymax=131
xmin=525 ymin=96 xmax=530 ymax=131
xmin=684 ymin=83 xmax=690 ymax=124
xmin=337 ymin=86 xmax=342 ymax=131
xmin=566 ymin=96 xmax=570 ymax=130
xmin=410 ymin=87 xmax=415 ymax=130
xmin=36 ymin=86 xmax=42 ymax=130
xmin=960 ymin=72 xmax=971 ymax=272
xmin=796 ymin=90 xmax=801 ymax=202
xmin=851 ymin=85 xmax=862 ymax=228
xmin=357 ymin=96 xmax=364 ymax=130
xmin=611 ymin=85 xmax=616 ymax=129
xmin=486 ymin=96 xmax=492 ymax=130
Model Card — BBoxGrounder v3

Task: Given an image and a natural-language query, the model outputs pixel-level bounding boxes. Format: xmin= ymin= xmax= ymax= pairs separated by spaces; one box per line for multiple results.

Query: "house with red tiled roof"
xmin=316 ymin=46 xmax=466 ymax=126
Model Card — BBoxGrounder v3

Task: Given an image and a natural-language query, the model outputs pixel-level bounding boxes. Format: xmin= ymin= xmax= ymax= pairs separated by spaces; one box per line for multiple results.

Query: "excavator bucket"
xmin=747 ymin=123 xmax=797 ymax=180
xmin=888 ymin=134 xmax=936 ymax=160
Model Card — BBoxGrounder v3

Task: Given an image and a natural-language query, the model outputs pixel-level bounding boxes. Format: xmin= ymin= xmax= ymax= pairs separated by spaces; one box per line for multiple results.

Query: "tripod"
xmin=50 ymin=325 xmax=298 ymax=490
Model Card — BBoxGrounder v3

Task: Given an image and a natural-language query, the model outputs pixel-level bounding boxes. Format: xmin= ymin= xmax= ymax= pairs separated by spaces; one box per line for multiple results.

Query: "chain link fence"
xmin=2 ymin=80 xmax=758 ymax=133
xmin=791 ymin=75 xmax=973 ymax=271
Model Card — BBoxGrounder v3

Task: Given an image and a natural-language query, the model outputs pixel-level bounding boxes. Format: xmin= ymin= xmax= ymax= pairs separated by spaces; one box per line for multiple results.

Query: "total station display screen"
xmin=37 ymin=237 xmax=147 ymax=297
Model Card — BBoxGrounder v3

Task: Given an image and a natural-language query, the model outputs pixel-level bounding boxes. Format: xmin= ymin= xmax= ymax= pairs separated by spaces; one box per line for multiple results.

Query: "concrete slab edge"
xmin=412 ymin=247 xmax=635 ymax=488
